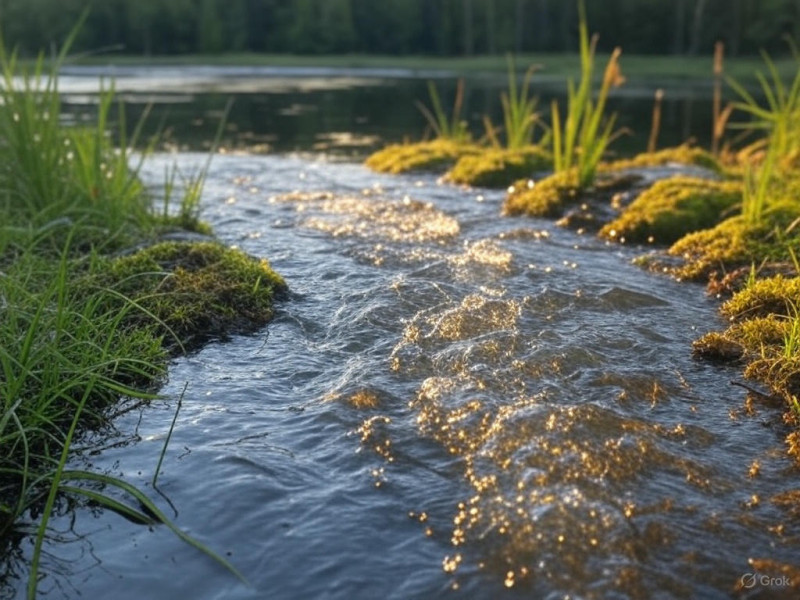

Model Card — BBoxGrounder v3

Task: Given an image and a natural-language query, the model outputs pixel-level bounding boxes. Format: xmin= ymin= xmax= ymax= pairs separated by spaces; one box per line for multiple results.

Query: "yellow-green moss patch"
xmin=667 ymin=202 xmax=800 ymax=280
xmin=364 ymin=140 xmax=480 ymax=174
xmin=600 ymin=176 xmax=742 ymax=244
xmin=603 ymin=145 xmax=723 ymax=173
xmin=445 ymin=146 xmax=552 ymax=188
xmin=98 ymin=241 xmax=287 ymax=350
xmin=694 ymin=315 xmax=790 ymax=360
xmin=694 ymin=279 xmax=800 ymax=455
xmin=503 ymin=169 xmax=581 ymax=217
xmin=721 ymin=275 xmax=800 ymax=322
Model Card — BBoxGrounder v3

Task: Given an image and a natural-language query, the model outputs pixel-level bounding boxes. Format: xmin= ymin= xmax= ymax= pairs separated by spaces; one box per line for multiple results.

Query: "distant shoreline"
xmin=51 ymin=52 xmax=798 ymax=85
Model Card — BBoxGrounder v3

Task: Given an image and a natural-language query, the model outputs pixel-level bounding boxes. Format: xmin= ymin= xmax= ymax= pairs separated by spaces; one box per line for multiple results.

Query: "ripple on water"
xmin=22 ymin=154 xmax=799 ymax=600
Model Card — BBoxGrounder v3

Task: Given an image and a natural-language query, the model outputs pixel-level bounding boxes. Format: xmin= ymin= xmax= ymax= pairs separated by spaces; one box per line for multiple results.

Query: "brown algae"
xmin=446 ymin=146 xmax=552 ymax=188
xmin=600 ymin=176 xmax=742 ymax=244
xmin=364 ymin=139 xmax=480 ymax=174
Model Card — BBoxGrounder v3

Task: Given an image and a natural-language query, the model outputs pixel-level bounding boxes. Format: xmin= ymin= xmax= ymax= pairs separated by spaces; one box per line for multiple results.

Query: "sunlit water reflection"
xmin=6 ymin=153 xmax=799 ymax=599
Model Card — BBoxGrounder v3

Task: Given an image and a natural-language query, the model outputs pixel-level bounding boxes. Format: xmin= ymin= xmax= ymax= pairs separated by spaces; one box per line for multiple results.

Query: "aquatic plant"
xmin=740 ymin=154 xmax=775 ymax=226
xmin=551 ymin=0 xmax=624 ymax=190
xmin=504 ymin=1 xmax=624 ymax=216
xmin=364 ymin=79 xmax=478 ymax=174
xmin=727 ymin=46 xmax=800 ymax=165
xmin=416 ymin=79 xmax=471 ymax=144
xmin=445 ymin=57 xmax=553 ymax=188
xmin=487 ymin=57 xmax=547 ymax=151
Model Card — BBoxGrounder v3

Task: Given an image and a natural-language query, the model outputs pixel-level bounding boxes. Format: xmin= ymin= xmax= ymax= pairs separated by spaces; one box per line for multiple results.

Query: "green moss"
xmin=695 ymin=279 xmax=800 ymax=442
xmin=721 ymin=275 xmax=800 ymax=322
xmin=599 ymin=176 xmax=742 ymax=244
xmin=694 ymin=315 xmax=790 ymax=359
xmin=692 ymin=331 xmax=745 ymax=361
xmin=364 ymin=139 xmax=480 ymax=174
xmin=98 ymin=241 xmax=287 ymax=351
xmin=603 ymin=145 xmax=723 ymax=173
xmin=667 ymin=198 xmax=800 ymax=280
xmin=445 ymin=146 xmax=552 ymax=188
xmin=503 ymin=169 xmax=581 ymax=217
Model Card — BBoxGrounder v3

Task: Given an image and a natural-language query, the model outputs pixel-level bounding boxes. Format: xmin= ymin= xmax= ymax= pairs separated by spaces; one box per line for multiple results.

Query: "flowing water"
xmin=4 ymin=68 xmax=799 ymax=599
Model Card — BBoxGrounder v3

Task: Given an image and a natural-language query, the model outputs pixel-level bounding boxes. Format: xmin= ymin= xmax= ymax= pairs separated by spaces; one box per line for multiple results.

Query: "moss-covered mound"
xmin=720 ymin=275 xmax=800 ymax=322
xmin=445 ymin=146 xmax=552 ymax=188
xmin=98 ymin=241 xmax=287 ymax=350
xmin=364 ymin=139 xmax=480 ymax=174
xmin=503 ymin=169 xmax=581 ymax=217
xmin=599 ymin=176 xmax=742 ymax=244
xmin=603 ymin=145 xmax=723 ymax=173
xmin=694 ymin=277 xmax=800 ymax=434
xmin=668 ymin=204 xmax=800 ymax=280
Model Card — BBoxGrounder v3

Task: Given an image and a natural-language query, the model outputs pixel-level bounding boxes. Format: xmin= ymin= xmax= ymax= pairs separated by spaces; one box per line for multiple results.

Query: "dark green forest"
xmin=1 ymin=0 xmax=799 ymax=58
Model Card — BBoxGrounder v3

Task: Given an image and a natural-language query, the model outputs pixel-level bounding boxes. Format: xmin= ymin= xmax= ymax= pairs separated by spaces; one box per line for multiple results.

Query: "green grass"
xmin=551 ymin=0 xmax=624 ymax=190
xmin=0 ymin=24 xmax=284 ymax=597
xmin=416 ymin=79 xmax=471 ymax=143
xmin=728 ymin=49 xmax=800 ymax=162
xmin=483 ymin=56 xmax=547 ymax=151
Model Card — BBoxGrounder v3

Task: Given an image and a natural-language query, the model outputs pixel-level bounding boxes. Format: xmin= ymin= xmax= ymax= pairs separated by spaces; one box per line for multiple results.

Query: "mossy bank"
xmin=0 ymin=35 xmax=286 ymax=592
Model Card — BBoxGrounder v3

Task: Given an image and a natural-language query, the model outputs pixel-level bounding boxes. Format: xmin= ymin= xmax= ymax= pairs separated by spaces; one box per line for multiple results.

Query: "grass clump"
xmin=365 ymin=79 xmax=479 ymax=175
xmin=720 ymin=274 xmax=800 ymax=322
xmin=667 ymin=199 xmax=800 ymax=280
xmin=728 ymin=48 xmax=800 ymax=170
xmin=446 ymin=59 xmax=552 ymax=188
xmin=600 ymin=176 xmax=742 ymax=244
xmin=550 ymin=0 xmax=624 ymax=192
xmin=504 ymin=1 xmax=623 ymax=217
xmin=0 ymin=23 xmax=281 ymax=595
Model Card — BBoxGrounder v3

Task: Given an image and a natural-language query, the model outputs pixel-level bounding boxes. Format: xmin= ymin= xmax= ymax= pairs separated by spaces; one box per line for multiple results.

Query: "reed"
xmin=647 ymin=89 xmax=664 ymax=153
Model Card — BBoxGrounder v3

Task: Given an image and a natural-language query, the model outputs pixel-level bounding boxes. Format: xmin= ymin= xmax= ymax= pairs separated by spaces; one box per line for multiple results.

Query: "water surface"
xmin=4 ymin=67 xmax=798 ymax=600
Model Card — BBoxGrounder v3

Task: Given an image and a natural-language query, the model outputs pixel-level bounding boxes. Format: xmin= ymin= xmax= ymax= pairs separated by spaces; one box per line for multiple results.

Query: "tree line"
xmin=1 ymin=0 xmax=798 ymax=58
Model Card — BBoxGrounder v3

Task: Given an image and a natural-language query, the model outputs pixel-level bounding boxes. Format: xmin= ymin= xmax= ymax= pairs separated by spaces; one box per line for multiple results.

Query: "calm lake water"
xmin=57 ymin=64 xmax=718 ymax=156
xmin=3 ymin=67 xmax=798 ymax=599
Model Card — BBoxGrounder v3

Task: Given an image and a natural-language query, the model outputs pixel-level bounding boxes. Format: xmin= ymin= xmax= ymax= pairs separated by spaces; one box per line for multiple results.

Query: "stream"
xmin=3 ymin=66 xmax=799 ymax=599
xmin=5 ymin=151 xmax=798 ymax=599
